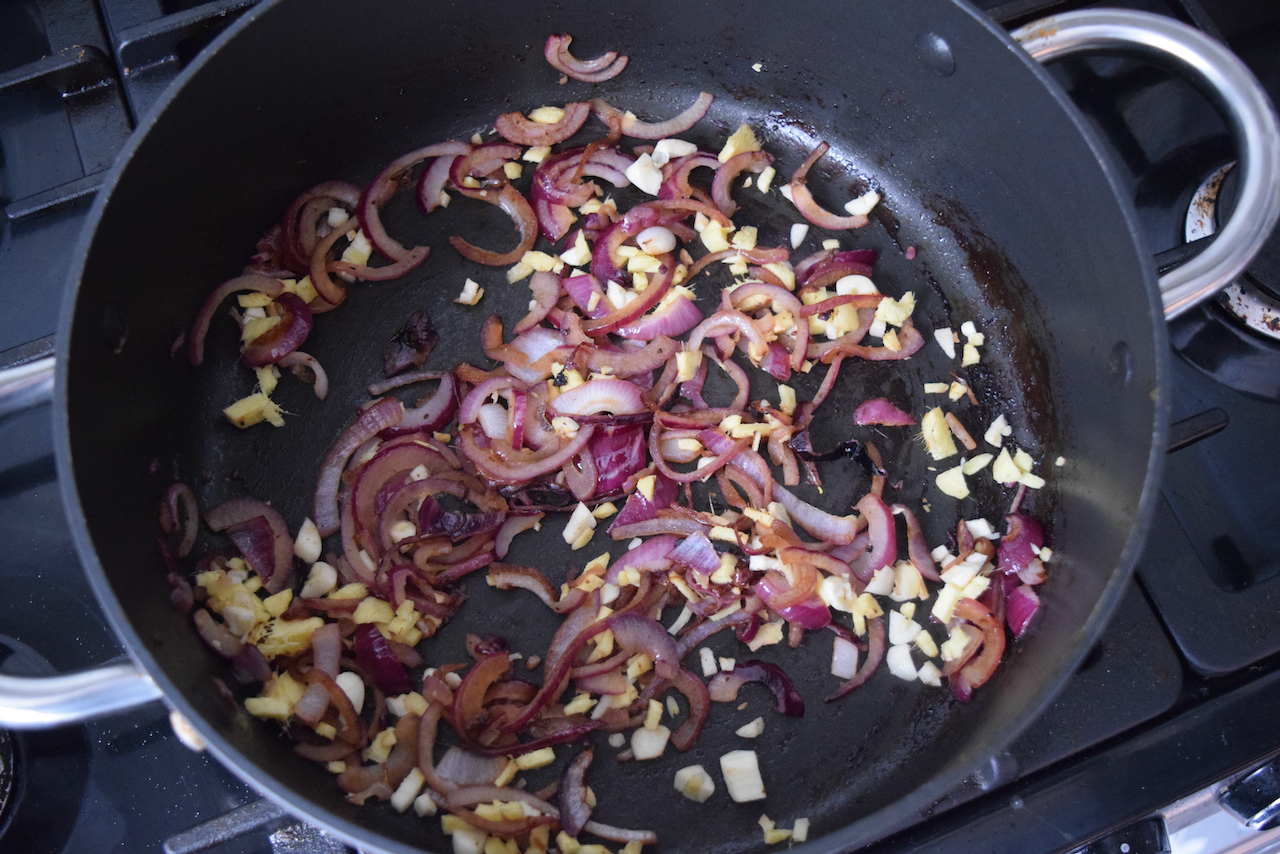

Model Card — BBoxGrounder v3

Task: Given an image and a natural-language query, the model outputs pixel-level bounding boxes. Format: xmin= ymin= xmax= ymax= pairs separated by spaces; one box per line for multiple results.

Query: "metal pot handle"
xmin=0 ymin=355 xmax=55 ymax=424
xmin=0 ymin=355 xmax=164 ymax=727
xmin=1013 ymin=9 xmax=1280 ymax=318
xmin=0 ymin=665 xmax=162 ymax=728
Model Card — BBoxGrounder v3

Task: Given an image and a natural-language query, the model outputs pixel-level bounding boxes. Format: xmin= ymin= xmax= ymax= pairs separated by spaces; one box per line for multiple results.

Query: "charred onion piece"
xmin=383 ymin=310 xmax=438 ymax=377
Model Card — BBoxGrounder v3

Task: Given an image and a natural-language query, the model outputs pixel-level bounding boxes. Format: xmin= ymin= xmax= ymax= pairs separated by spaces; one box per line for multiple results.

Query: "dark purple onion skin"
xmin=591 ymin=426 xmax=647 ymax=495
xmin=998 ymin=513 xmax=1044 ymax=575
xmin=728 ymin=660 xmax=805 ymax=717
xmin=225 ymin=516 xmax=280 ymax=587
xmin=352 ymin=623 xmax=413 ymax=695
xmin=383 ymin=310 xmax=439 ymax=377
xmin=668 ymin=531 xmax=721 ymax=574
xmin=608 ymin=472 xmax=676 ymax=533
xmin=417 ymin=494 xmax=507 ymax=541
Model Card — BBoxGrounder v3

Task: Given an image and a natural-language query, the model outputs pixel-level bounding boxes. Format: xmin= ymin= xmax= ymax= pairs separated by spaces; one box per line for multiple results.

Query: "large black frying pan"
xmin=4 ymin=0 xmax=1279 ymax=852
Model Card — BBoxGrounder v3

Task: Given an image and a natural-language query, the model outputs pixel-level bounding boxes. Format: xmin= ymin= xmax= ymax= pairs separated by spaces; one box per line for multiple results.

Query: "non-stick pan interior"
xmin=58 ymin=1 xmax=1165 ymax=852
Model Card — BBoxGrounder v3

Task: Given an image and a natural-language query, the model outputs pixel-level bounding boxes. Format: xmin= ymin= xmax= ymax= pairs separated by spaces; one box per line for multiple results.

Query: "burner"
xmin=1168 ymin=163 xmax=1280 ymax=401
xmin=1186 ymin=164 xmax=1280 ymax=340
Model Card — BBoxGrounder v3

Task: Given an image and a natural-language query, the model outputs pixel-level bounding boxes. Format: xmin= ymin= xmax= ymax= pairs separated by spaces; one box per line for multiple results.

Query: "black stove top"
xmin=2 ymin=1 xmax=1279 ymax=853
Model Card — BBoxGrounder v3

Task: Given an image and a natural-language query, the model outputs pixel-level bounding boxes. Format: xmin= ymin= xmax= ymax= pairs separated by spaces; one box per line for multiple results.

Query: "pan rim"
xmin=50 ymin=0 xmax=1170 ymax=851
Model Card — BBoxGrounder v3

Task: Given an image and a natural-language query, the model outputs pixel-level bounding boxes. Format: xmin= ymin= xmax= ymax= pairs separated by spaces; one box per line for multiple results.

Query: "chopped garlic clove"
xmin=720 ymin=749 xmax=767 ymax=802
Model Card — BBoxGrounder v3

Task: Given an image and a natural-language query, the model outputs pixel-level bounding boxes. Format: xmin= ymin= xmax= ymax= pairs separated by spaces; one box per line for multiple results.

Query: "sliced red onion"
xmin=460 ymin=376 xmax=523 ymax=425
xmin=581 ymin=338 xmax=676 ymax=381
xmin=660 ymin=152 xmax=721 ymax=200
xmin=436 ymin=747 xmax=509 ymax=788
xmin=892 ymin=503 xmax=941 ymax=582
xmin=952 ymin=598 xmax=1005 ymax=690
xmin=668 ymin=531 xmax=721 ymax=575
xmin=999 ymin=513 xmax=1045 ymax=576
xmin=494 ymin=515 xmax=544 ymax=559
xmin=417 ymin=494 xmax=506 ymax=542
xmin=449 ymin=184 xmax=537 ymax=266
xmin=453 ymin=651 xmax=512 ymax=743
xmin=487 ymin=561 xmax=561 ymax=609
xmin=603 ymin=534 xmax=676 ymax=583
xmin=854 ymin=398 xmax=917 ymax=427
xmin=608 ymin=472 xmax=676 ymax=532
xmin=382 ymin=372 xmax=459 ymax=438
xmin=311 ymin=622 xmax=343 ymax=678
xmin=788 ymin=142 xmax=871 ymax=231
xmin=685 ymin=309 xmax=770 ymax=364
xmin=756 ymin=575 xmax=832 ymax=630
xmin=820 ymin=320 xmax=926 ymax=363
xmin=205 ymin=497 xmax=295 ymax=594
xmin=495 ymin=102 xmax=590 ymax=146
xmin=667 ymin=666 xmax=711 ymax=751
xmin=608 ymin=611 xmax=680 ymax=679
xmin=559 ymin=747 xmax=594 ymax=838
xmin=728 ymin=282 xmax=807 ymax=370
xmin=241 ymin=292 xmax=313 ymax=368
xmin=416 ymin=148 xmax=469 ymax=214
xmin=544 ymin=34 xmax=628 ymax=82
xmin=477 ymin=403 xmax=509 ymax=441
xmin=563 ymin=273 xmax=609 ymax=319
xmin=532 ymin=183 xmax=584 ymax=242
xmin=614 ymin=294 xmax=703 ymax=340
xmin=189 ymin=273 xmax=284 ymax=366
xmin=312 ymin=397 xmax=404 ymax=537
xmin=620 ymin=91 xmax=714 ymax=139
xmin=825 ymin=616 xmax=885 ymax=702
xmin=502 ymin=326 xmax=571 ymax=384
xmin=278 ymin=351 xmax=329 ymax=399
xmin=844 ymin=494 xmax=895 ymax=581
xmin=358 ymin=141 xmax=465 ymax=262
xmin=278 ymin=180 xmax=362 ymax=274
xmin=796 ymin=248 xmax=878 ymax=289
xmin=591 ymin=426 xmax=647 ymax=495
xmin=759 ymin=342 xmax=792 ymax=381
xmin=582 ymin=254 xmax=676 ymax=336
xmin=514 ymin=271 xmax=562 ymax=334
xmin=229 ymin=645 xmax=271 ymax=684
xmin=193 ymin=608 xmax=244 ymax=658
xmin=160 ymin=482 xmax=199 ymax=559
xmin=707 ymin=660 xmax=804 ymax=717
xmin=458 ymin=423 xmax=596 ymax=484
xmin=415 ymin=145 xmax=470 ymax=211
xmin=352 ymin=623 xmax=412 ymax=696
xmin=549 ymin=378 xmax=647 ymax=418
xmin=711 ymin=149 xmax=772 ymax=217
xmin=293 ymin=681 xmax=331 ymax=727
xmin=450 ymin=142 xmax=523 ymax=191
xmin=1006 ymin=584 xmax=1041 ymax=638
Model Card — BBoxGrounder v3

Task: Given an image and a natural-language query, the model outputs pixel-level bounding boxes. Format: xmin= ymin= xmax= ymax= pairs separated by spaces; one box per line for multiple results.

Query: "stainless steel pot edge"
xmin=1013 ymin=9 xmax=1280 ymax=318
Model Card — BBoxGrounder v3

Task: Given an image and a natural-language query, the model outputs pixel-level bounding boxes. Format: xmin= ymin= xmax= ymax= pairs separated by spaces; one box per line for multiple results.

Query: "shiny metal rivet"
xmin=915 ymin=32 xmax=956 ymax=77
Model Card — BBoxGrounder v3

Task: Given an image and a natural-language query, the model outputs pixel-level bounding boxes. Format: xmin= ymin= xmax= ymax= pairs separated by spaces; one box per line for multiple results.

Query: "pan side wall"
xmin=57 ymin=1 xmax=1164 ymax=852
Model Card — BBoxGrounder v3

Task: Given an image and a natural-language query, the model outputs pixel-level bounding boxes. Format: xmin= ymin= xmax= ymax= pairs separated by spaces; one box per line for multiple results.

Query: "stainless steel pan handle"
xmin=0 ymin=666 xmax=161 ymax=728
xmin=0 ymin=355 xmax=164 ymax=727
xmin=0 ymin=355 xmax=56 ymax=424
xmin=1013 ymin=9 xmax=1280 ymax=319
